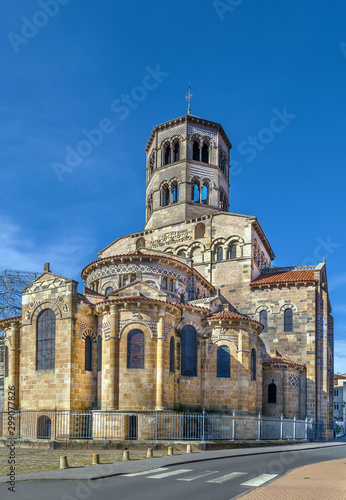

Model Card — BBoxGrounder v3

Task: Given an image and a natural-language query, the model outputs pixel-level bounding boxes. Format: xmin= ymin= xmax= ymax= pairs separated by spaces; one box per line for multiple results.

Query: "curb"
xmin=1 ymin=441 xmax=345 ymax=483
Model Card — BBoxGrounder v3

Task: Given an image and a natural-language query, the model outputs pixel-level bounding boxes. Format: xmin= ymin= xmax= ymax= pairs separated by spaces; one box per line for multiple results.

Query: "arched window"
xmin=251 ymin=348 xmax=256 ymax=381
xmin=97 ymin=336 xmax=102 ymax=372
xmin=201 ymin=143 xmax=209 ymax=163
xmin=228 ymin=243 xmax=237 ymax=259
xmin=220 ymin=190 xmax=228 ymax=211
xmin=162 ymin=277 xmax=167 ymax=290
xmin=178 ymin=251 xmax=186 ymax=258
xmin=193 ymin=141 xmax=200 ymax=161
xmin=193 ymin=182 xmax=200 ymax=202
xmin=161 ymin=185 xmax=170 ymax=207
xmin=201 ymin=184 xmax=209 ymax=204
xmin=284 ymin=309 xmax=293 ymax=332
xmin=36 ymin=309 xmax=55 ymax=370
xmin=172 ymin=183 xmax=179 ymax=203
xmin=85 ymin=336 xmax=92 ymax=371
xmin=136 ymin=237 xmax=145 ymax=250
xmin=169 ymin=337 xmax=175 ymax=373
xmin=127 ymin=329 xmax=145 ymax=369
xmin=216 ymin=246 xmax=223 ymax=261
xmin=217 ymin=345 xmax=230 ymax=378
xmin=4 ymin=345 xmax=8 ymax=378
xmin=147 ymin=194 xmax=153 ymax=219
xmin=37 ymin=415 xmax=51 ymax=439
xmin=164 ymin=144 xmax=171 ymax=165
xmin=268 ymin=383 xmax=277 ymax=404
xmin=181 ymin=325 xmax=197 ymax=377
xmin=259 ymin=310 xmax=268 ymax=333
xmin=173 ymin=142 xmax=179 ymax=162
xmin=105 ymin=287 xmax=113 ymax=298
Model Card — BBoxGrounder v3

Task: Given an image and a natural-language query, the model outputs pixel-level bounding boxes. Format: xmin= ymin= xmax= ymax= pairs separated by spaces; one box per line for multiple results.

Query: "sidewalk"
xmin=239 ymin=458 xmax=346 ymax=499
xmin=0 ymin=440 xmax=345 ymax=483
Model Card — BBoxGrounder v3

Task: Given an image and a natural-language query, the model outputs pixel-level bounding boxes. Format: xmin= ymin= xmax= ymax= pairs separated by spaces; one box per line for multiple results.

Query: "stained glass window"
xmin=85 ymin=336 xmax=92 ymax=371
xmin=260 ymin=310 xmax=268 ymax=333
xmin=217 ymin=345 xmax=230 ymax=378
xmin=36 ymin=309 xmax=55 ymax=370
xmin=251 ymin=348 xmax=256 ymax=381
xmin=181 ymin=325 xmax=197 ymax=377
xmin=284 ymin=309 xmax=293 ymax=332
xmin=127 ymin=329 xmax=145 ymax=369
xmin=169 ymin=337 xmax=175 ymax=373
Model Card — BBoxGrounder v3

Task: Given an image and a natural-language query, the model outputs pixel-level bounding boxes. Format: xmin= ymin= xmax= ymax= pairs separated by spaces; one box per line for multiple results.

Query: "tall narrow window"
xmin=173 ymin=142 xmax=179 ymax=162
xmin=181 ymin=325 xmax=197 ymax=377
xmin=201 ymin=143 xmax=209 ymax=163
xmin=228 ymin=243 xmax=237 ymax=259
xmin=36 ymin=309 xmax=55 ymax=370
xmin=162 ymin=185 xmax=170 ymax=207
xmin=97 ymin=336 xmax=102 ymax=372
xmin=284 ymin=309 xmax=293 ymax=332
xmin=85 ymin=336 xmax=92 ymax=371
xmin=217 ymin=345 xmax=230 ymax=378
xmin=202 ymin=184 xmax=209 ymax=204
xmin=268 ymin=383 xmax=277 ymax=403
xmin=169 ymin=337 xmax=175 ymax=373
xmin=162 ymin=277 xmax=167 ymax=290
xmin=172 ymin=183 xmax=179 ymax=203
xmin=164 ymin=144 xmax=171 ymax=165
xmin=193 ymin=141 xmax=200 ymax=161
xmin=193 ymin=183 xmax=200 ymax=202
xmin=127 ymin=329 xmax=145 ymax=369
xmin=259 ymin=310 xmax=268 ymax=333
xmin=4 ymin=345 xmax=8 ymax=378
xmin=251 ymin=348 xmax=256 ymax=381
xmin=216 ymin=246 xmax=223 ymax=261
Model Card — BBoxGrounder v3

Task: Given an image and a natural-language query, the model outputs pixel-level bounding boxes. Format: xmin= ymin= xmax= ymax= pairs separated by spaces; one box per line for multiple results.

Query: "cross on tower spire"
xmin=185 ymin=82 xmax=193 ymax=115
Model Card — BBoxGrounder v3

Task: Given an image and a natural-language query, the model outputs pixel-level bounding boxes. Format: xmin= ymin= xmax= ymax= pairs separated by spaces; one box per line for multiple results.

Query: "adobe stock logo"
xmin=213 ymin=0 xmax=244 ymax=21
xmin=52 ymin=65 xmax=170 ymax=182
xmin=7 ymin=0 xmax=72 ymax=54
xmin=230 ymin=107 xmax=296 ymax=176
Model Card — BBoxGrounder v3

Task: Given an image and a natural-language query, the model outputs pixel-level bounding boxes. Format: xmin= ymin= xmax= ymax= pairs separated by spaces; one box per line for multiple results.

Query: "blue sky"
xmin=1 ymin=0 xmax=346 ymax=371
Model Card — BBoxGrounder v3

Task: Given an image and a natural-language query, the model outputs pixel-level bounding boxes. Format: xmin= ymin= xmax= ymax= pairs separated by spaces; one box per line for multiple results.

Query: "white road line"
xmin=123 ymin=468 xmax=167 ymax=477
xmin=207 ymin=472 xmax=248 ymax=484
xmin=147 ymin=469 xmax=192 ymax=479
xmin=177 ymin=470 xmax=219 ymax=481
xmin=241 ymin=474 xmax=278 ymax=487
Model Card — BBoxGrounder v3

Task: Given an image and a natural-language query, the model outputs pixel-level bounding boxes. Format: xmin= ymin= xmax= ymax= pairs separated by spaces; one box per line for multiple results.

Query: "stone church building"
xmin=1 ymin=112 xmax=334 ymax=438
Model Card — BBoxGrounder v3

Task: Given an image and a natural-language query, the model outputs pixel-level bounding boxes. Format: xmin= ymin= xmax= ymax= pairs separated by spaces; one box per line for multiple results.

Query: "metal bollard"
xmin=60 ymin=456 xmax=69 ymax=469
xmin=147 ymin=448 xmax=153 ymax=458
xmin=123 ymin=450 xmax=130 ymax=461
xmin=168 ymin=446 xmax=174 ymax=456
xmin=92 ymin=453 xmax=100 ymax=465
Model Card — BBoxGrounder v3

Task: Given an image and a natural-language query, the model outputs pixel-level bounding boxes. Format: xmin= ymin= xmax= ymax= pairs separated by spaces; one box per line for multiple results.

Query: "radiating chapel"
xmin=1 ymin=111 xmax=334 ymax=438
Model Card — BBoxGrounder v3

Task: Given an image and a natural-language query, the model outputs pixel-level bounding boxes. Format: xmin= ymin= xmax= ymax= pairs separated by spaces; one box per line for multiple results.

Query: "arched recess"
xmin=189 ymin=243 xmax=204 ymax=264
xmin=120 ymin=321 xmax=154 ymax=340
xmin=194 ymin=222 xmax=205 ymax=239
xmin=136 ymin=237 xmax=146 ymax=250
xmin=30 ymin=302 xmax=62 ymax=325
xmin=37 ymin=415 xmax=51 ymax=439
xmin=101 ymin=281 xmax=118 ymax=295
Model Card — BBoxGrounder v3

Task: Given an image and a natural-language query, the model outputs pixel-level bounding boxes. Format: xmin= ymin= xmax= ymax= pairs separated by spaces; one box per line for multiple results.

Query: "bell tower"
xmin=144 ymin=114 xmax=232 ymax=230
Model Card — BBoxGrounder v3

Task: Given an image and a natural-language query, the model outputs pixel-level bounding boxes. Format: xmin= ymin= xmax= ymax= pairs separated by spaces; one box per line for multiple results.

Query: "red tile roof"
xmin=208 ymin=309 xmax=263 ymax=326
xmin=263 ymin=355 xmax=305 ymax=368
xmin=0 ymin=315 xmax=21 ymax=324
xmin=251 ymin=270 xmax=315 ymax=286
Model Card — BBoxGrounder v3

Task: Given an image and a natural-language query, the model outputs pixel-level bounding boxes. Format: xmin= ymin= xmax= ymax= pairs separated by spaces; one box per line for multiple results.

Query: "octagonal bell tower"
xmin=144 ymin=114 xmax=232 ymax=230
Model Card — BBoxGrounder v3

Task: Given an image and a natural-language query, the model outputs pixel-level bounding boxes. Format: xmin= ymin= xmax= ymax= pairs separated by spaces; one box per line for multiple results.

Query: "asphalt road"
xmin=1 ymin=445 xmax=346 ymax=500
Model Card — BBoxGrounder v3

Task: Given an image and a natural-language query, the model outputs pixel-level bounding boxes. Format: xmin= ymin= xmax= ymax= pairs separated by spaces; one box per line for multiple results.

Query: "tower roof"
xmin=145 ymin=114 xmax=232 ymax=152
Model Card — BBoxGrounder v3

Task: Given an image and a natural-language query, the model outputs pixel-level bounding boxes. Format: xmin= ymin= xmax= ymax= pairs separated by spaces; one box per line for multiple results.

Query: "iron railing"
xmin=0 ymin=410 xmax=323 ymax=442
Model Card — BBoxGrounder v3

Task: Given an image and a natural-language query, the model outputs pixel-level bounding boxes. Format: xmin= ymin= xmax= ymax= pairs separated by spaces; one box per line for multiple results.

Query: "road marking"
xmin=241 ymin=474 xmax=278 ymax=487
xmin=147 ymin=469 xmax=192 ymax=479
xmin=207 ymin=472 xmax=248 ymax=483
xmin=123 ymin=468 xmax=167 ymax=477
xmin=177 ymin=470 xmax=219 ymax=481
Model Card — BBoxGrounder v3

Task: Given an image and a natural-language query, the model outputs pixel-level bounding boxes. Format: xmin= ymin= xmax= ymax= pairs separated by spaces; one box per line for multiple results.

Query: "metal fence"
xmin=0 ymin=410 xmax=323 ymax=441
